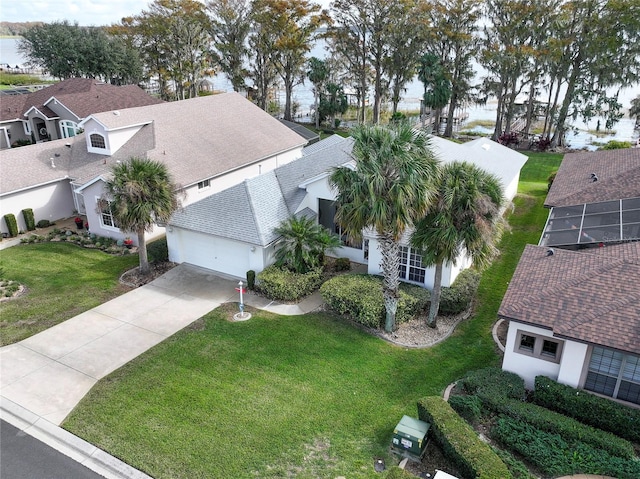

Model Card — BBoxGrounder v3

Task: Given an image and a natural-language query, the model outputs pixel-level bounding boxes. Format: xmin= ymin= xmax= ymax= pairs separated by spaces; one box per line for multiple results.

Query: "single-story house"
xmin=167 ymin=134 xmax=528 ymax=289
xmin=0 ymin=92 xmax=308 ymax=241
xmin=0 ymin=77 xmax=164 ymax=149
xmin=500 ymin=147 xmax=640 ymax=406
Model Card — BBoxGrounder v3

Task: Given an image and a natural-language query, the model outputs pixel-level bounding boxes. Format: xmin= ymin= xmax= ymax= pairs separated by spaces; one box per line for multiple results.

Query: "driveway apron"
xmin=0 ymin=264 xmax=238 ymax=425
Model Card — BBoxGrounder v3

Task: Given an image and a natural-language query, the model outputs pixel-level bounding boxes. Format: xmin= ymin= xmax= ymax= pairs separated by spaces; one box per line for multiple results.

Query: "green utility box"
xmin=391 ymin=415 xmax=430 ymax=459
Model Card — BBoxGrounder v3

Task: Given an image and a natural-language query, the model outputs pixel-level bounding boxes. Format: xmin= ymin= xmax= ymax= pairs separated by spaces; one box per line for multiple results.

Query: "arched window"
xmin=60 ymin=120 xmax=79 ymax=139
xmin=90 ymin=133 xmax=106 ymax=149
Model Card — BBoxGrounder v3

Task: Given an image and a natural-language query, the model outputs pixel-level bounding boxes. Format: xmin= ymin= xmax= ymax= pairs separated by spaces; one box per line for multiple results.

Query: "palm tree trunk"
xmin=427 ymin=261 xmax=443 ymax=328
xmin=380 ymin=233 xmax=400 ymax=332
xmin=137 ymin=229 xmax=150 ymax=275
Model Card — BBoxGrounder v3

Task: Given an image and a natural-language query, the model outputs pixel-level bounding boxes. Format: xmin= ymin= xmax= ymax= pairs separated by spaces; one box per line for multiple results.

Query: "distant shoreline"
xmin=0 ymin=36 xmax=22 ymax=39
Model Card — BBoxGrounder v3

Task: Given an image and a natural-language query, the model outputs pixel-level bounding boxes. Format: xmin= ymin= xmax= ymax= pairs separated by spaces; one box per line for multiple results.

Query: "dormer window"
xmin=90 ymin=133 xmax=106 ymax=149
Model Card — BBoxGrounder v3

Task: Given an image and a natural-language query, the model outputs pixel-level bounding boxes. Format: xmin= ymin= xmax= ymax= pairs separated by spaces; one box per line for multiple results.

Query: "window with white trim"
xmin=90 ymin=133 xmax=106 ymax=149
xmin=585 ymin=347 xmax=640 ymax=405
xmin=60 ymin=120 xmax=79 ymax=138
xmin=99 ymin=201 xmax=118 ymax=229
xmin=399 ymin=246 xmax=426 ymax=284
xmin=198 ymin=179 xmax=210 ymax=190
xmin=514 ymin=330 xmax=563 ymax=363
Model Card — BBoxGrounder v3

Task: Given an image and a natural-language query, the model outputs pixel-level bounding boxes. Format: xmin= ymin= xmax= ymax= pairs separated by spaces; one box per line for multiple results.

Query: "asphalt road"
xmin=0 ymin=419 xmax=105 ymax=479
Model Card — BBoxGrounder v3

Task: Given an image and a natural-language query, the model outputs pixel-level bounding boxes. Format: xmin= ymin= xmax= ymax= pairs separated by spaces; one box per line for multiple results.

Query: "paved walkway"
xmin=0 ymin=263 xmax=324 ymax=478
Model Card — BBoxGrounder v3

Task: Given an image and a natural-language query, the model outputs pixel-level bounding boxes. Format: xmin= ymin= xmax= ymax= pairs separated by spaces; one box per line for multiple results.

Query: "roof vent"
xmin=113 ymin=111 xmax=120 ymax=116
xmin=481 ymin=143 xmax=491 ymax=151
xmin=50 ymin=157 xmax=56 ymax=168
xmin=546 ymin=248 xmax=555 ymax=256
xmin=592 ymin=175 xmax=598 ymax=182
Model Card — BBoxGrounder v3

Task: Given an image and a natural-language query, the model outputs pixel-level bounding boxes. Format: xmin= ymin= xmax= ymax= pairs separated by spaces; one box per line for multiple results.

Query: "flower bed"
xmin=20 ymin=228 xmax=136 ymax=255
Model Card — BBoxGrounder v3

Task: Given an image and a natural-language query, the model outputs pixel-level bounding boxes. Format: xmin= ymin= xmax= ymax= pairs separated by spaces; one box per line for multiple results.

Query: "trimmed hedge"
xmin=3 ymin=214 xmax=18 ymax=237
xmin=320 ymin=274 xmax=430 ymax=328
xmin=21 ymin=208 xmax=35 ymax=231
xmin=460 ymin=367 xmax=526 ymax=401
xmin=439 ymin=269 xmax=481 ymax=315
xmin=492 ymin=417 xmax=640 ymax=479
xmin=257 ymin=265 xmax=324 ymax=301
xmin=533 ymin=375 xmax=640 ymax=443
xmin=246 ymin=270 xmax=256 ymax=290
xmin=449 ymin=394 xmax=483 ymax=424
xmin=418 ymin=396 xmax=512 ymax=479
xmin=36 ymin=219 xmax=52 ymax=228
xmin=460 ymin=369 xmax=634 ymax=459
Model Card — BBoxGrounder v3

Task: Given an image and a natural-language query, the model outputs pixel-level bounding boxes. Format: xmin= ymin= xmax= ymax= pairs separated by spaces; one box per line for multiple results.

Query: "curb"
xmin=1 ymin=397 xmax=153 ymax=479
xmin=492 ymin=318 xmax=506 ymax=353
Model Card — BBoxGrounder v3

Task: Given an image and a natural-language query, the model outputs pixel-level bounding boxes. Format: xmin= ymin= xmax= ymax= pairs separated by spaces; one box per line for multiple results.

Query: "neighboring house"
xmin=0 ymin=77 xmax=163 ymax=150
xmin=0 ymin=92 xmax=308 ymax=241
xmin=167 ymin=135 xmax=527 ymax=288
xmin=500 ymin=147 xmax=640 ymax=406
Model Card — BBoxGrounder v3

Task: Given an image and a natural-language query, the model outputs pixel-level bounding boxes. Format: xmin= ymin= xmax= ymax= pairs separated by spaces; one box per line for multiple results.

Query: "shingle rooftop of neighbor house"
xmin=0 ymin=77 xmax=163 ymax=122
xmin=545 ymin=147 xmax=640 ymax=208
xmin=498 ymin=243 xmax=640 ymax=354
xmin=88 ymin=92 xmax=308 ymax=189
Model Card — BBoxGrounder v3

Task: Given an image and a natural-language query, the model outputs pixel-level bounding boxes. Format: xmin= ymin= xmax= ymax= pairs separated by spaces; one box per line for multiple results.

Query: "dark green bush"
xmin=147 ymin=236 xmax=169 ymax=262
xmin=246 ymin=270 xmax=256 ymax=290
xmin=492 ymin=448 xmax=536 ymax=479
xmin=449 ymin=394 xmax=483 ymax=424
xmin=599 ymin=140 xmax=632 ymax=150
xmin=320 ymin=274 xmax=430 ymax=328
xmin=418 ymin=396 xmax=512 ymax=479
xmin=334 ymin=257 xmax=351 ymax=271
xmin=547 ymin=171 xmax=557 ymax=191
xmin=36 ymin=219 xmax=52 ymax=228
xmin=257 ymin=266 xmax=323 ymax=301
xmin=533 ymin=375 xmax=640 ymax=443
xmin=460 ymin=367 xmax=526 ymax=401
xmin=3 ymin=214 xmax=18 ymax=237
xmin=439 ymin=269 xmax=480 ymax=315
xmin=21 ymin=209 xmax=35 ymax=231
xmin=492 ymin=417 xmax=640 ymax=479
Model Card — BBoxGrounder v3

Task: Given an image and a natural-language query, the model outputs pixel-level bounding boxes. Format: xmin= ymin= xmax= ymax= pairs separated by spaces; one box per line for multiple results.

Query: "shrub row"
xmin=460 ymin=367 xmax=526 ymax=401
xmin=256 ymin=265 xmax=324 ymax=301
xmin=320 ymin=274 xmax=430 ymax=328
xmin=533 ymin=375 xmax=640 ymax=443
xmin=417 ymin=396 xmax=512 ymax=479
xmin=147 ymin=237 xmax=169 ymax=262
xmin=492 ymin=417 xmax=640 ymax=479
xmin=439 ymin=269 xmax=480 ymax=315
xmin=460 ymin=369 xmax=634 ymax=459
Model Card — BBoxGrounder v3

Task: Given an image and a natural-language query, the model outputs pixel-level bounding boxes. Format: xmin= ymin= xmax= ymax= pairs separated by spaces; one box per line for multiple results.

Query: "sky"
xmin=2 ymin=0 xmax=332 ymax=26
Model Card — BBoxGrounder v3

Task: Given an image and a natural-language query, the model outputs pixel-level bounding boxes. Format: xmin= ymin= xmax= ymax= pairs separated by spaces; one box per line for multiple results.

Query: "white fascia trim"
xmin=78 ymin=116 xmax=109 ymax=129
xmin=0 ymin=177 xmax=70 ymax=197
xmin=23 ymin=106 xmax=59 ymax=120
xmin=298 ymin=160 xmax=355 ymax=188
xmin=73 ymin=176 xmax=107 ymax=193
xmin=44 ymin=97 xmax=81 ymax=121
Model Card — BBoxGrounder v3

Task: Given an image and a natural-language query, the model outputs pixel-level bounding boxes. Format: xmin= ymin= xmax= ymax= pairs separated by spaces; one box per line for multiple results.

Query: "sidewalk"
xmin=0 ymin=263 xmax=326 ymax=479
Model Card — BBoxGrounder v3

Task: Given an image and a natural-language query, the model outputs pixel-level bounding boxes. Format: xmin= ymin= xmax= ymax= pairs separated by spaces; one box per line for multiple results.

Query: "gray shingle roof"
xmin=1 ymin=92 xmax=305 ymax=196
xmin=169 ymin=136 xmax=355 ymax=245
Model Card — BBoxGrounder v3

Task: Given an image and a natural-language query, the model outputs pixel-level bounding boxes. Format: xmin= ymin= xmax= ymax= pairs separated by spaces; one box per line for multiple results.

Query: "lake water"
xmin=3 ymin=37 xmax=638 ymax=149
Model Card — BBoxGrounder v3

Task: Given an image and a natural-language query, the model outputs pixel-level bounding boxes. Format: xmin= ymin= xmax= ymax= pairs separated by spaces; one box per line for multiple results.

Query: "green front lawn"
xmin=0 ymin=243 xmax=138 ymax=345
xmin=62 ymin=152 xmax=562 ymax=478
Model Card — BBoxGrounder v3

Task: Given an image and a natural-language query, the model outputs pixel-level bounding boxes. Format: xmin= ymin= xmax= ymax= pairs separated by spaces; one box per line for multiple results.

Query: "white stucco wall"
xmin=557 ymin=340 xmax=589 ymax=388
xmin=502 ymin=322 xmax=563 ymax=389
xmin=0 ymin=181 xmax=75 ymax=234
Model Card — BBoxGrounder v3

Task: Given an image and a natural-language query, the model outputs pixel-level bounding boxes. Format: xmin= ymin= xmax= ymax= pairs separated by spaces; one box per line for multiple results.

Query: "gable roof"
xmin=498 ymin=243 xmax=640 ymax=353
xmin=0 ymin=78 xmax=163 ymax=122
xmin=169 ymin=135 xmax=354 ymax=245
xmin=545 ymin=148 xmax=640 ymax=207
xmin=1 ymin=93 xmax=306 ymax=196
xmin=87 ymin=93 xmax=307 ymax=188
xmin=429 ymin=135 xmax=528 ymax=192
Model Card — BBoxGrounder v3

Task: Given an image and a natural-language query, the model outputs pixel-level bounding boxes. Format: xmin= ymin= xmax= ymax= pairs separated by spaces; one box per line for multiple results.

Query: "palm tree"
xmin=274 ymin=215 xmax=341 ymax=274
xmin=411 ymin=161 xmax=504 ymax=328
xmin=104 ymin=157 xmax=181 ymax=276
xmin=307 ymin=57 xmax=329 ymax=129
xmin=330 ymin=124 xmax=439 ymax=332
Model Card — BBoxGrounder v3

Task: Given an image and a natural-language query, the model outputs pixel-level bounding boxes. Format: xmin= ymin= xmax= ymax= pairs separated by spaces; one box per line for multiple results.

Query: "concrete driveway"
xmin=0 ymin=263 xmax=240 ymax=426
